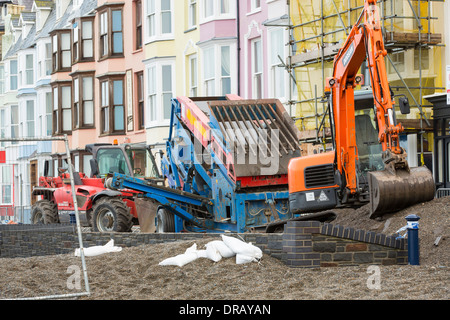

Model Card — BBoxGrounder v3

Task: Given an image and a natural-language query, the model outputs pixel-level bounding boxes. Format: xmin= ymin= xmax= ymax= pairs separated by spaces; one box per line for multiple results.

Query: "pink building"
xmin=51 ymin=0 xmax=145 ymax=174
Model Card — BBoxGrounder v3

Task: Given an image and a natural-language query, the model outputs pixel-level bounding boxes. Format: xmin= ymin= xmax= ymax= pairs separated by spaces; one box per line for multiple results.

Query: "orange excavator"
xmin=288 ymin=0 xmax=435 ymax=219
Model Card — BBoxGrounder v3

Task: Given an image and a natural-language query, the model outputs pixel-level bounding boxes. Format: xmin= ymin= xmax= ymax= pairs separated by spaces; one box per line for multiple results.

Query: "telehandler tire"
xmin=91 ymin=197 xmax=133 ymax=232
xmin=31 ymin=200 xmax=59 ymax=224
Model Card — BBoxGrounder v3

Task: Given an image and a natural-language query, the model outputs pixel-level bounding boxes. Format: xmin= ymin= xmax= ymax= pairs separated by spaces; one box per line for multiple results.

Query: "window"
xmin=45 ymin=43 xmax=52 ymax=76
xmin=52 ymin=31 xmax=71 ymax=72
xmin=100 ymin=77 xmax=125 ymax=134
xmin=73 ymin=23 xmax=79 ymax=62
xmin=147 ymin=0 xmax=155 ymax=37
xmin=99 ymin=6 xmax=124 ymax=59
xmin=46 ymin=92 xmax=52 ymax=136
xmin=269 ymin=28 xmax=285 ymax=98
xmin=0 ymin=109 xmax=5 ymax=147
xmin=72 ymin=73 xmax=95 ymax=129
xmin=221 ymin=46 xmax=231 ymax=95
xmin=201 ymin=43 xmax=236 ymax=96
xmin=72 ymin=18 xmax=94 ymax=62
xmin=161 ymin=0 xmax=172 ymax=34
xmin=136 ymin=72 xmax=145 ymax=129
xmin=82 ymin=20 xmax=94 ymax=59
xmin=251 ymin=0 xmax=261 ymax=12
xmin=100 ymin=12 xmax=108 ymax=57
xmin=0 ymin=166 xmax=12 ymax=204
xmin=25 ymin=54 xmax=33 ymax=85
xmin=201 ymin=0 xmax=234 ymax=21
xmin=147 ymin=65 xmax=156 ymax=122
xmin=0 ymin=66 xmax=4 ymax=94
xmin=189 ymin=55 xmax=198 ymax=96
xmin=252 ymin=38 xmax=263 ymax=99
xmin=146 ymin=0 xmax=173 ymax=39
xmin=204 ymin=47 xmax=215 ymax=96
xmin=10 ymin=105 xmax=18 ymax=143
xmin=26 ymin=101 xmax=35 ymax=137
xmin=135 ymin=0 xmax=143 ymax=50
xmin=146 ymin=61 xmax=174 ymax=124
xmin=188 ymin=0 xmax=197 ymax=28
xmin=204 ymin=0 xmax=214 ymax=18
xmin=52 ymin=83 xmax=72 ymax=134
xmin=389 ymin=51 xmax=405 ymax=74
xmin=10 ymin=60 xmax=17 ymax=90
xmin=162 ymin=65 xmax=172 ymax=120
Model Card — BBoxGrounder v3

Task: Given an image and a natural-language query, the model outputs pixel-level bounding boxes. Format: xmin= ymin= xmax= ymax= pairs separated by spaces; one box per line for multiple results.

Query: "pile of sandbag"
xmin=159 ymin=235 xmax=263 ymax=267
xmin=75 ymin=239 xmax=122 ymax=257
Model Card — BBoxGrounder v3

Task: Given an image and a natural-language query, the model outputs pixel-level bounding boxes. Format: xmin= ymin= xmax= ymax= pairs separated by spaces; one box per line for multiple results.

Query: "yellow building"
xmin=143 ymin=0 xmax=200 ymax=148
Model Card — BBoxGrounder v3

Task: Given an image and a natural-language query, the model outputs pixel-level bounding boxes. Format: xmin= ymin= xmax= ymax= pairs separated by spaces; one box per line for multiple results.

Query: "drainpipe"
xmin=237 ymin=0 xmax=241 ymax=96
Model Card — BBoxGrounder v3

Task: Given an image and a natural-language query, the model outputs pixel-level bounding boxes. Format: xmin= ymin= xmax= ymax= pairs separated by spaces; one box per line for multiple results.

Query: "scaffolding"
xmin=287 ymin=0 xmax=445 ymax=160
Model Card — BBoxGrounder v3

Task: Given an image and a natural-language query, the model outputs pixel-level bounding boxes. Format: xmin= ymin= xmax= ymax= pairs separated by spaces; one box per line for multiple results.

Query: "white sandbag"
xmin=221 ymin=235 xmax=262 ymax=259
xmin=204 ymin=242 xmax=222 ymax=262
xmin=196 ymin=250 xmax=208 ymax=258
xmin=74 ymin=239 xmax=122 ymax=257
xmin=206 ymin=240 xmax=235 ymax=258
xmin=184 ymin=243 xmax=198 ymax=254
xmin=159 ymin=244 xmax=200 ymax=267
xmin=159 ymin=252 xmax=198 ymax=267
xmin=236 ymin=254 xmax=258 ymax=265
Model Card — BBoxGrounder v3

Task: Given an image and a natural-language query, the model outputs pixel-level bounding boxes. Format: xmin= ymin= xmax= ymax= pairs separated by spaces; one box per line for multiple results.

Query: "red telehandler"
xmin=31 ymin=142 xmax=162 ymax=232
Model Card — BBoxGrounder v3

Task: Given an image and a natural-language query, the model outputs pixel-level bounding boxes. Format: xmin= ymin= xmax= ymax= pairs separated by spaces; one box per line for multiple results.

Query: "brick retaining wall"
xmin=0 ymin=225 xmax=283 ymax=259
xmin=282 ymin=221 xmax=408 ymax=268
xmin=1 ymin=222 xmax=408 ymax=268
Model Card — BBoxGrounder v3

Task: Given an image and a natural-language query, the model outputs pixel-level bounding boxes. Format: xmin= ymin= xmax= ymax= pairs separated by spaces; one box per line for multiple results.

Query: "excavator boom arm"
xmin=327 ymin=0 xmax=404 ymax=193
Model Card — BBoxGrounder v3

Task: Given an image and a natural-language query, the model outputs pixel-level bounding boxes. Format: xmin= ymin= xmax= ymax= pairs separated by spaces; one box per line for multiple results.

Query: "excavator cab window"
xmin=355 ymin=111 xmax=385 ymax=180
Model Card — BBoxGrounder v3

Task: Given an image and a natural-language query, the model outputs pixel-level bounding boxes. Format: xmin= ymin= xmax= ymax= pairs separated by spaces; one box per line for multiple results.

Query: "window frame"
xmin=52 ymin=81 xmax=72 ymax=136
xmin=72 ymin=71 xmax=95 ymax=130
xmin=99 ymin=75 xmax=126 ymax=135
xmin=51 ymin=30 xmax=72 ymax=73
xmin=72 ymin=17 xmax=95 ymax=64
xmin=145 ymin=0 xmax=174 ymax=43
xmin=97 ymin=3 xmax=124 ymax=60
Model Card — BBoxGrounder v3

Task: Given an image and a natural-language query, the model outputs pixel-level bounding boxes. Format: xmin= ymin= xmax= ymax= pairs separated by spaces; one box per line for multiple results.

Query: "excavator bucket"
xmin=368 ymin=166 xmax=435 ymax=219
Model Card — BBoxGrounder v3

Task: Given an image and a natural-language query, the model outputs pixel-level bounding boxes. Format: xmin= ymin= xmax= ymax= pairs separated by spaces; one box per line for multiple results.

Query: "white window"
xmin=201 ymin=0 xmax=235 ymax=22
xmin=146 ymin=61 xmax=175 ymax=125
xmin=251 ymin=0 xmax=261 ymax=12
xmin=201 ymin=42 xmax=236 ymax=96
xmin=0 ymin=66 xmax=4 ymax=94
xmin=10 ymin=60 xmax=18 ymax=91
xmin=269 ymin=28 xmax=285 ymax=99
xmin=26 ymin=100 xmax=35 ymax=137
xmin=252 ymin=38 xmax=263 ymax=99
xmin=203 ymin=47 xmax=215 ymax=96
xmin=0 ymin=109 xmax=5 ymax=147
xmin=162 ymin=65 xmax=173 ymax=120
xmin=10 ymin=105 xmax=19 ymax=142
xmin=0 ymin=166 xmax=12 ymax=204
xmin=188 ymin=0 xmax=197 ymax=28
xmin=147 ymin=65 xmax=157 ymax=122
xmin=145 ymin=0 xmax=173 ymax=41
xmin=189 ymin=54 xmax=198 ymax=96
xmin=45 ymin=92 xmax=52 ymax=136
xmin=25 ymin=54 xmax=34 ymax=85
xmin=61 ymin=86 xmax=72 ymax=132
xmin=221 ymin=46 xmax=231 ymax=95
